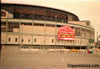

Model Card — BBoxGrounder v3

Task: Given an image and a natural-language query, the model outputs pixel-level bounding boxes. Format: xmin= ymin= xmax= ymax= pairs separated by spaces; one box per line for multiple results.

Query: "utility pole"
xmin=97 ymin=32 xmax=99 ymax=48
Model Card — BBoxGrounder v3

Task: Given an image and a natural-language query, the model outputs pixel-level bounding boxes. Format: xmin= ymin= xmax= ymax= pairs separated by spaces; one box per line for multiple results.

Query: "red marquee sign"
xmin=58 ymin=26 xmax=75 ymax=40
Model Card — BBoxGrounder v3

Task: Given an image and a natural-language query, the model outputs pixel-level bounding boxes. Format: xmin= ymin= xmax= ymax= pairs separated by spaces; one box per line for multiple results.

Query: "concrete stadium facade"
xmin=1 ymin=3 xmax=95 ymax=52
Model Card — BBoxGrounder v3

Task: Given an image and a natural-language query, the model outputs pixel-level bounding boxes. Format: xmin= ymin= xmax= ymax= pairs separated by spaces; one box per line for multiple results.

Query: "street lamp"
xmin=21 ymin=24 xmax=24 ymax=47
xmin=55 ymin=15 xmax=57 ymax=51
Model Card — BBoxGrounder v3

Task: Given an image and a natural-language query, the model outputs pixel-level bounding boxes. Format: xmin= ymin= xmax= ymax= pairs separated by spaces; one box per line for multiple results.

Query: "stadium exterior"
xmin=1 ymin=3 xmax=95 ymax=52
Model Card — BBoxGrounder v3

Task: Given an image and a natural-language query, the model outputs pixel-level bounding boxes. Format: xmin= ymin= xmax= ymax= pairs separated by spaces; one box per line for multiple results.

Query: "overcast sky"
xmin=1 ymin=0 xmax=100 ymax=41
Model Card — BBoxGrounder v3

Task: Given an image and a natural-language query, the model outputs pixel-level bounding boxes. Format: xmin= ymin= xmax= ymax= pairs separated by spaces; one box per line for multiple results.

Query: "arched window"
xmin=8 ymin=38 xmax=11 ymax=42
xmin=1 ymin=10 xmax=8 ymax=18
xmin=28 ymin=39 xmax=30 ymax=42
xmin=34 ymin=38 xmax=37 ymax=43
xmin=15 ymin=38 xmax=17 ymax=42
xmin=52 ymin=39 xmax=54 ymax=43
xmin=1 ymin=11 xmax=6 ymax=17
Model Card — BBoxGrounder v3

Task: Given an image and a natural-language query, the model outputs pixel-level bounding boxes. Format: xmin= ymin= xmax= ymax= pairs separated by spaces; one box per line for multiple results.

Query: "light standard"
xmin=21 ymin=24 xmax=24 ymax=47
xmin=55 ymin=15 xmax=57 ymax=45
xmin=55 ymin=15 xmax=58 ymax=52
xmin=1 ymin=40 xmax=6 ymax=58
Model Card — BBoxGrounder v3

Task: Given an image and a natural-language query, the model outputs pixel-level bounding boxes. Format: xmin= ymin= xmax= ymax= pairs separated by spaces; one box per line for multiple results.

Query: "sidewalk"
xmin=93 ymin=48 xmax=100 ymax=56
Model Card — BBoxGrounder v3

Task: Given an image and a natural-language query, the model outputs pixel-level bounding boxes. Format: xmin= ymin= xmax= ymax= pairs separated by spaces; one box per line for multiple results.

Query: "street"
xmin=0 ymin=52 xmax=100 ymax=69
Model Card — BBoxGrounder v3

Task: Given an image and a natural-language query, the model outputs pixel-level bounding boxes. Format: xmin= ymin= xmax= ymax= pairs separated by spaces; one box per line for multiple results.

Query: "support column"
xmin=6 ymin=18 xmax=8 ymax=44
xmin=44 ymin=9 xmax=46 ymax=47
xmin=32 ymin=13 xmax=34 ymax=45
xmin=80 ymin=28 xmax=82 ymax=47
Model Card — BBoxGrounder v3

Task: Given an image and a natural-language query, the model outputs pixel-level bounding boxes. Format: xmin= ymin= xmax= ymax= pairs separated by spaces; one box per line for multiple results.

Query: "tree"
xmin=89 ymin=39 xmax=94 ymax=44
xmin=89 ymin=39 xmax=94 ymax=47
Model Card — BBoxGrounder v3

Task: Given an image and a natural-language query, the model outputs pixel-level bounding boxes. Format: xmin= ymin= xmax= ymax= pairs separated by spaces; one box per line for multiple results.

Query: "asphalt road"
xmin=0 ymin=52 xmax=100 ymax=69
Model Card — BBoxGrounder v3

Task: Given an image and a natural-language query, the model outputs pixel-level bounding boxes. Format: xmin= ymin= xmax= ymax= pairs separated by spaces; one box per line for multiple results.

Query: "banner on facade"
xmin=58 ymin=26 xmax=75 ymax=40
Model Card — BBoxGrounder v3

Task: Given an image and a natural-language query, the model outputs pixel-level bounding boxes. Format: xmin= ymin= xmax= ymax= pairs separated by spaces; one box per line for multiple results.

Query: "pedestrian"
xmin=87 ymin=49 xmax=90 ymax=54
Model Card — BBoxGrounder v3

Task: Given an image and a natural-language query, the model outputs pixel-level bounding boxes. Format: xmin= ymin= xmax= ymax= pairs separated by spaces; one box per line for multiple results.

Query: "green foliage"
xmin=89 ymin=39 xmax=94 ymax=44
